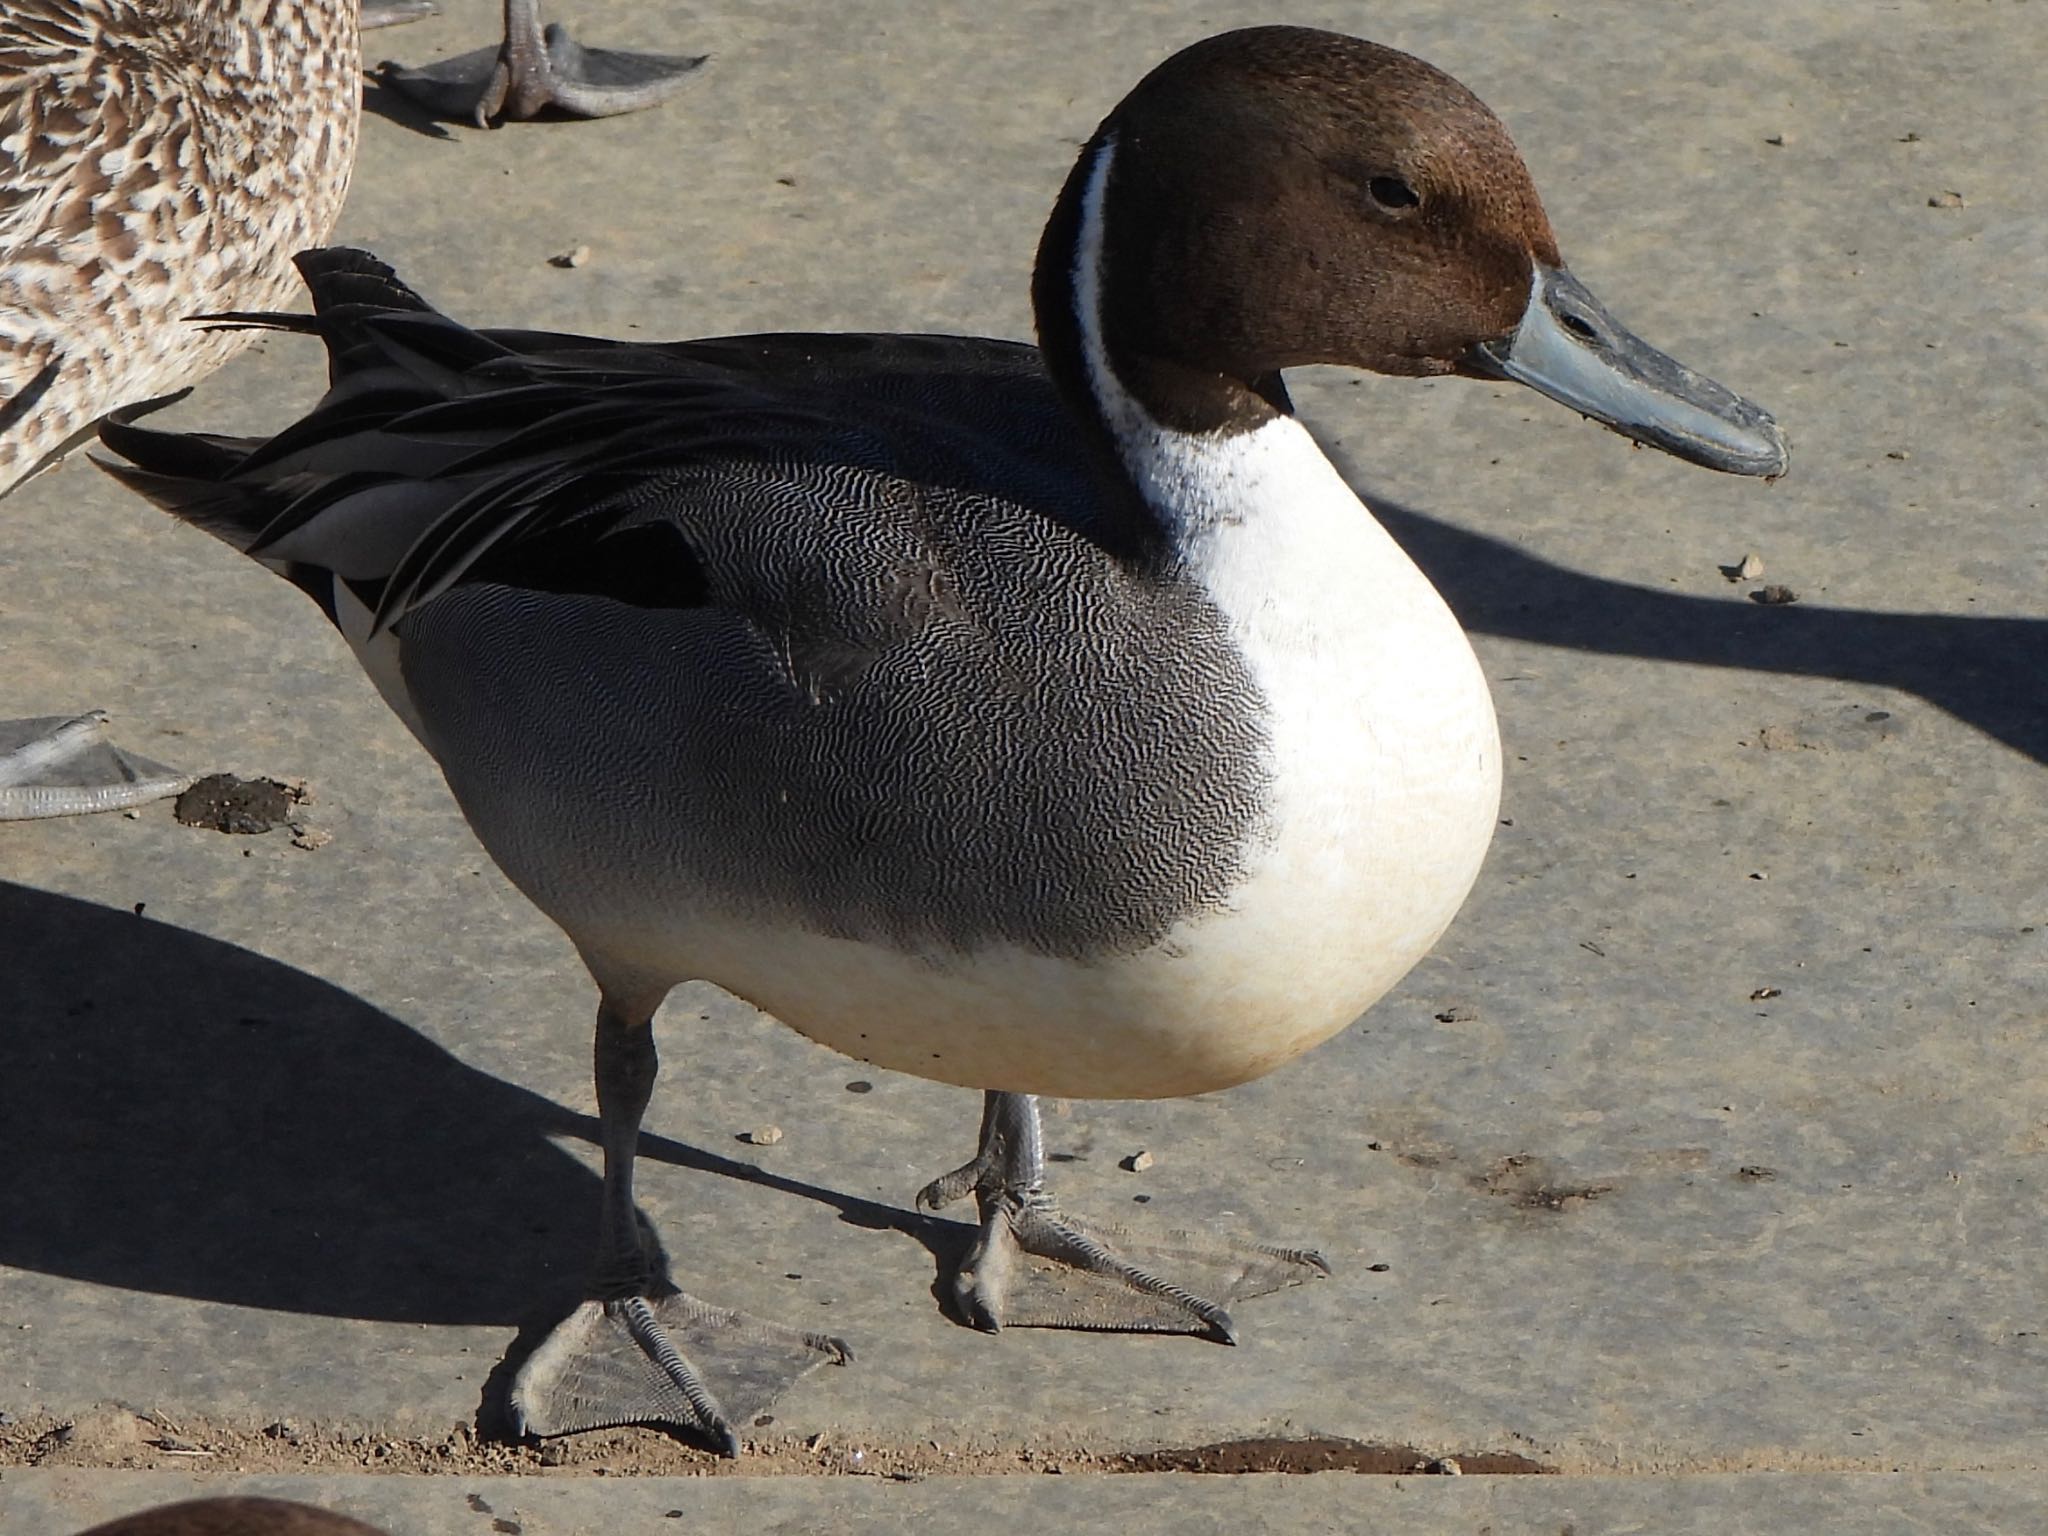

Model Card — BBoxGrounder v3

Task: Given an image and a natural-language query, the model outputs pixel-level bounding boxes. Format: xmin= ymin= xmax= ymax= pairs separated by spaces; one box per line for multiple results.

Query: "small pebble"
xmin=1430 ymin=1456 xmax=1464 ymax=1476
xmin=1122 ymin=1150 xmax=1154 ymax=1172
xmin=1751 ymin=584 xmax=1799 ymax=605
xmin=548 ymin=244 xmax=592 ymax=268
xmin=1927 ymin=189 xmax=1965 ymax=208
xmin=743 ymin=1124 xmax=784 ymax=1146
xmin=1434 ymin=1004 xmax=1479 ymax=1023
xmin=1763 ymin=133 xmax=1786 ymax=146
xmin=1750 ymin=986 xmax=1783 ymax=1001
xmin=1735 ymin=551 xmax=1766 ymax=581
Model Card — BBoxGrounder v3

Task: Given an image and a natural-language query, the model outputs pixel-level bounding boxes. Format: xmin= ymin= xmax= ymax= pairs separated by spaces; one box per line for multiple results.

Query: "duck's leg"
xmin=0 ymin=711 xmax=192 ymax=821
xmin=510 ymin=980 xmax=849 ymax=1452
xmin=377 ymin=0 xmax=706 ymax=127
xmin=917 ymin=1091 xmax=1329 ymax=1340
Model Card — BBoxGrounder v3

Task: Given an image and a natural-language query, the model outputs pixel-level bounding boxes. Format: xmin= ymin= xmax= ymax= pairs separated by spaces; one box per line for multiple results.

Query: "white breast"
xmin=1083 ymin=413 xmax=1503 ymax=1093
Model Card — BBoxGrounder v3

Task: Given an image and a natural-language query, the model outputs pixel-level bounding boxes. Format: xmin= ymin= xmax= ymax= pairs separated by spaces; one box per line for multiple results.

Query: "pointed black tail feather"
xmin=98 ymin=399 xmax=249 ymax=481
xmin=287 ymin=249 xmax=515 ymax=392
xmin=96 ymin=246 xmax=485 ymax=539
xmin=192 ymin=249 xmax=487 ymax=390
xmin=96 ymin=404 xmax=273 ymax=550
xmin=294 ymin=247 xmax=436 ymax=317
xmin=188 ymin=251 xmax=432 ymax=341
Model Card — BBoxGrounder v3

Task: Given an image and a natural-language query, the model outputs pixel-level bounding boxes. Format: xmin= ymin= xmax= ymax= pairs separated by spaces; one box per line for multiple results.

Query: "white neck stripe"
xmin=1069 ymin=132 xmax=1338 ymax=546
xmin=1070 ymin=133 xmax=1152 ymax=443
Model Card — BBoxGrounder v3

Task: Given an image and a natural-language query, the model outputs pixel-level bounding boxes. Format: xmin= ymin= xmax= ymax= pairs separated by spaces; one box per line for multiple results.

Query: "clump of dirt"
xmin=0 ymin=1410 xmax=1552 ymax=1481
xmin=173 ymin=774 xmax=303 ymax=835
xmin=1477 ymin=1153 xmax=1614 ymax=1211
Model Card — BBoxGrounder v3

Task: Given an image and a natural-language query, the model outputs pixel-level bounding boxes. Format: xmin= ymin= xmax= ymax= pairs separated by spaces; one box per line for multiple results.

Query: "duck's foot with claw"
xmin=379 ymin=0 xmax=705 ymax=126
xmin=511 ymin=1291 xmax=850 ymax=1455
xmin=0 ymin=711 xmax=192 ymax=821
xmin=917 ymin=1092 xmax=1329 ymax=1338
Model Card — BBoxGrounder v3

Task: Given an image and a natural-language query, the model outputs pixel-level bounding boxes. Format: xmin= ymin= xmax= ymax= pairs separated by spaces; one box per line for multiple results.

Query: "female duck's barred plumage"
xmin=105 ymin=250 xmax=1277 ymax=960
xmin=0 ymin=0 xmax=360 ymax=493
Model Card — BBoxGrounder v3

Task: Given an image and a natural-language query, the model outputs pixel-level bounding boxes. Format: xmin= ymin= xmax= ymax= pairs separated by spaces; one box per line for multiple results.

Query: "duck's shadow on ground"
xmin=0 ymin=880 xmax=961 ymax=1330
xmin=357 ymin=75 xmax=459 ymax=142
xmin=1366 ymin=492 xmax=2048 ymax=765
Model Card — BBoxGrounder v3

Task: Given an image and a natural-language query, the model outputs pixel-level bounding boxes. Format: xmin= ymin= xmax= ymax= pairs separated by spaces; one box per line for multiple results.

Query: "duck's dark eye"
xmin=1366 ymin=175 xmax=1420 ymax=212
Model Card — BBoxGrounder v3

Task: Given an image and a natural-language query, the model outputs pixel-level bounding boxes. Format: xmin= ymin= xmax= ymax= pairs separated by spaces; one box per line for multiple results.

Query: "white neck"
xmin=1069 ymin=134 xmax=1350 ymax=560
xmin=1068 ymin=132 xmax=1496 ymax=778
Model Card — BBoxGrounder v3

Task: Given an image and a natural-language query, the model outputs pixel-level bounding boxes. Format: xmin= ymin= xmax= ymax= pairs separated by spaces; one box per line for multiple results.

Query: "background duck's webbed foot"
xmin=0 ymin=711 xmax=192 ymax=821
xmin=378 ymin=0 xmax=706 ymax=126
xmin=511 ymin=1289 xmax=850 ymax=1455
xmin=917 ymin=1091 xmax=1329 ymax=1339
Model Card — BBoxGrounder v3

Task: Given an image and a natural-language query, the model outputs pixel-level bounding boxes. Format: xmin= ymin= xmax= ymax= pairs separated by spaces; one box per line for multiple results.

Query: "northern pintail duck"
xmin=0 ymin=0 xmax=698 ymax=816
xmin=101 ymin=26 xmax=1787 ymax=1452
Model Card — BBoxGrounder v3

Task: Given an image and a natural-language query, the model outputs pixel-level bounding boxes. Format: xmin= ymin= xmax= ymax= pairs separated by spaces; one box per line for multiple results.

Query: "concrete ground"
xmin=2 ymin=0 xmax=2044 ymax=1530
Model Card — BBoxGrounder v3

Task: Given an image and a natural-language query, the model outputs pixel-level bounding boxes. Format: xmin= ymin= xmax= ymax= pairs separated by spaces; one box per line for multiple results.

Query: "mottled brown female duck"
xmin=0 ymin=0 xmax=699 ymax=817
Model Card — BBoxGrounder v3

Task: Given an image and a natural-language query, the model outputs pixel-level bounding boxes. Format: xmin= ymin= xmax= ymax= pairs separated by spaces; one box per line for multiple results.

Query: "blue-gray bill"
xmin=1472 ymin=263 xmax=1790 ymax=478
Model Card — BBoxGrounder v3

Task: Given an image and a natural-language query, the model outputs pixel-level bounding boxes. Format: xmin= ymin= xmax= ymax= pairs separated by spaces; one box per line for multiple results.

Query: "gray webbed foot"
xmin=379 ymin=0 xmax=706 ymax=126
xmin=519 ymin=986 xmax=848 ymax=1454
xmin=917 ymin=1091 xmax=1329 ymax=1339
xmin=0 ymin=711 xmax=192 ymax=821
xmin=512 ymin=1290 xmax=850 ymax=1455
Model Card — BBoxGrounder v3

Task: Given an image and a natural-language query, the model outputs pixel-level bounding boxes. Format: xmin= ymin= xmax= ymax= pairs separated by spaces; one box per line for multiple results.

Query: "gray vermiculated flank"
xmin=388 ymin=338 xmax=1277 ymax=961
